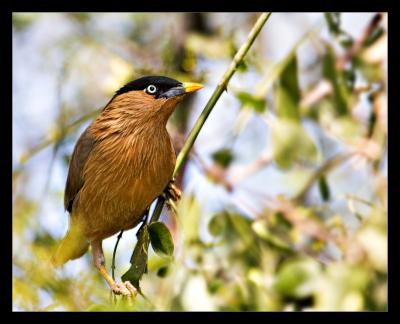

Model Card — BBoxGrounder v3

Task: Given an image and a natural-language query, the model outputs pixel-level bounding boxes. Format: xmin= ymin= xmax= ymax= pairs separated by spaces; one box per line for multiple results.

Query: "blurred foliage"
xmin=236 ymin=91 xmax=266 ymax=113
xmin=212 ymin=148 xmax=235 ymax=168
xmin=13 ymin=13 xmax=387 ymax=311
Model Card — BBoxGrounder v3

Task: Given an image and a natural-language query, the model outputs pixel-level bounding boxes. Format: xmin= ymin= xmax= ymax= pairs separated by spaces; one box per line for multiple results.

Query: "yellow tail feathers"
xmin=51 ymin=226 xmax=89 ymax=267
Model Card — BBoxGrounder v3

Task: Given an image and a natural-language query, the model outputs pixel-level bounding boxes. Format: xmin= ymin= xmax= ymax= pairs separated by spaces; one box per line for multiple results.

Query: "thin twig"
xmin=111 ymin=230 xmax=124 ymax=281
xmin=110 ymin=229 xmax=124 ymax=305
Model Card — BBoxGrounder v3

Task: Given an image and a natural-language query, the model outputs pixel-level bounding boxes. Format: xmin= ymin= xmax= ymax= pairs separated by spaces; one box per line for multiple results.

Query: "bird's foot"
xmin=111 ymin=281 xmax=137 ymax=297
xmin=163 ymin=179 xmax=182 ymax=202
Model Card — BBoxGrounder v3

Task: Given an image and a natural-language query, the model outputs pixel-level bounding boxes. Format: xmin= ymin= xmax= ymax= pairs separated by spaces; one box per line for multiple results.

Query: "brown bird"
xmin=52 ymin=76 xmax=203 ymax=296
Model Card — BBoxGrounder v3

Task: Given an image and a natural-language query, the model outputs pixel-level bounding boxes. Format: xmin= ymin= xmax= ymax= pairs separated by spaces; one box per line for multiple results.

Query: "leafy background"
xmin=12 ymin=12 xmax=387 ymax=311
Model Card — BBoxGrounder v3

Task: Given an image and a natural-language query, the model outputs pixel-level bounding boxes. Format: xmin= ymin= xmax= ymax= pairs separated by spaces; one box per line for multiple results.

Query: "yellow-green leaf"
xmin=271 ymin=119 xmax=318 ymax=169
xmin=275 ymin=54 xmax=301 ymax=121
xmin=208 ymin=212 xmax=228 ymax=237
xmin=274 ymin=258 xmax=321 ymax=298
xmin=236 ymin=91 xmax=266 ymax=113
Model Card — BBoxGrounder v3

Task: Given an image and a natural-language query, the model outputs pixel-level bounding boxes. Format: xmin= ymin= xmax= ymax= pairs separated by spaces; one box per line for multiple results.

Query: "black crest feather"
xmin=115 ymin=76 xmax=181 ymax=96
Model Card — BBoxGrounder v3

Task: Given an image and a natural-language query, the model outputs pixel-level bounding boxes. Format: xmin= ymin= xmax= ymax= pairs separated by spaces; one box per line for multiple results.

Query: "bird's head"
xmin=106 ymin=76 xmax=203 ymax=125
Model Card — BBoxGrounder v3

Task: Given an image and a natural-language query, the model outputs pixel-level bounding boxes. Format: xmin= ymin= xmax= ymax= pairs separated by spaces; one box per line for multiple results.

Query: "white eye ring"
xmin=146 ymin=85 xmax=157 ymax=94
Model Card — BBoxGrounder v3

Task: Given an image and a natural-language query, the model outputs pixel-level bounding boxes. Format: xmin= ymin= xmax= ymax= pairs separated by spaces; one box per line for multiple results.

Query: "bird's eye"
xmin=146 ymin=85 xmax=157 ymax=94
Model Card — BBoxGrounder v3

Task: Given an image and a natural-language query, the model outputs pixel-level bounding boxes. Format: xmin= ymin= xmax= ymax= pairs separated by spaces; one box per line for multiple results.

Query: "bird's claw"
xmin=163 ymin=180 xmax=181 ymax=202
xmin=111 ymin=281 xmax=137 ymax=297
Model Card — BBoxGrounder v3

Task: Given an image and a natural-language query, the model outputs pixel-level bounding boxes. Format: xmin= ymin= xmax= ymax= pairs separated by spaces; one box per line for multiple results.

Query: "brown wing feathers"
xmin=64 ymin=127 xmax=96 ymax=213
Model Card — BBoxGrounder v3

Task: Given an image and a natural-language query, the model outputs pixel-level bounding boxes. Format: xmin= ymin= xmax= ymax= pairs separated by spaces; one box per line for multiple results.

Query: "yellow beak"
xmin=182 ymin=82 xmax=204 ymax=94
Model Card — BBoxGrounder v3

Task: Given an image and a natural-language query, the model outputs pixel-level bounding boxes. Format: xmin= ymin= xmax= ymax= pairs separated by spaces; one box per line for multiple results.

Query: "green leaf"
xmin=279 ymin=54 xmax=301 ymax=105
xmin=228 ymin=213 xmax=254 ymax=247
xmin=252 ymin=220 xmax=293 ymax=252
xmin=318 ymin=175 xmax=330 ymax=201
xmin=148 ymin=222 xmax=174 ymax=257
xmin=343 ymin=68 xmax=356 ymax=91
xmin=236 ymin=91 xmax=266 ymax=113
xmin=208 ymin=279 xmax=224 ymax=294
xmin=337 ymin=33 xmax=354 ymax=49
xmin=323 ymin=46 xmax=349 ymax=116
xmin=271 ymin=212 xmax=293 ymax=230
xmin=353 ymin=56 xmax=382 ymax=83
xmin=275 ymin=54 xmax=301 ymax=121
xmin=274 ymin=258 xmax=321 ymax=298
xmin=121 ymin=225 xmax=150 ymax=290
xmin=275 ymin=87 xmax=300 ymax=121
xmin=271 ymin=119 xmax=318 ymax=169
xmin=212 ymin=148 xmax=235 ymax=168
xmin=208 ymin=212 xmax=228 ymax=237
xmin=367 ymin=109 xmax=377 ymax=138
xmin=324 ymin=13 xmax=341 ymax=36
xmin=363 ymin=26 xmax=384 ymax=48
xmin=156 ymin=266 xmax=169 ymax=278
xmin=237 ymin=59 xmax=248 ymax=73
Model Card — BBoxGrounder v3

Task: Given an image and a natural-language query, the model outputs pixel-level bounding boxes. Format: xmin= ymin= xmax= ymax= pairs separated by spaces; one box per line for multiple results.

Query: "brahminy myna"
xmin=52 ymin=76 xmax=203 ymax=296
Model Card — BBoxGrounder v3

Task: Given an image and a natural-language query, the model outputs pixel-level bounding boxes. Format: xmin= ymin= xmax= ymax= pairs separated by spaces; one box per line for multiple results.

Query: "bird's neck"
xmin=91 ymin=92 xmax=180 ymax=140
xmin=91 ymin=110 xmax=169 ymax=141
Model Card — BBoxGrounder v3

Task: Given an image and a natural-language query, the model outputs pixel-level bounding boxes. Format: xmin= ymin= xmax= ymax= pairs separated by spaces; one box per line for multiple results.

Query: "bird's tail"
xmin=51 ymin=224 xmax=89 ymax=267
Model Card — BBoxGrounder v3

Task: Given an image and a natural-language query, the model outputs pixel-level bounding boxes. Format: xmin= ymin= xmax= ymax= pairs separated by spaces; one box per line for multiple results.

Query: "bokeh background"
xmin=12 ymin=12 xmax=387 ymax=311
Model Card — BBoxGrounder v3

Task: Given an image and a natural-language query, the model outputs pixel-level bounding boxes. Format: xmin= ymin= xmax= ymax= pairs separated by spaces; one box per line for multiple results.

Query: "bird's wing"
xmin=64 ymin=126 xmax=96 ymax=213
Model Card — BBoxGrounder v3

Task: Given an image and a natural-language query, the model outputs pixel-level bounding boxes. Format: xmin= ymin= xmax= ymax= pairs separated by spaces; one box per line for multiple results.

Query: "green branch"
xmin=149 ymin=12 xmax=272 ymax=225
